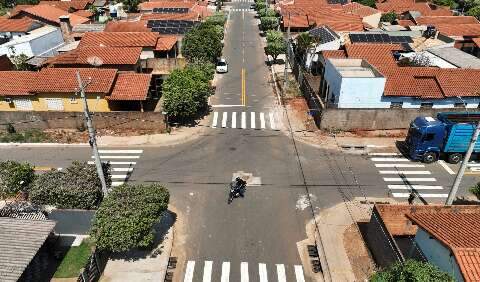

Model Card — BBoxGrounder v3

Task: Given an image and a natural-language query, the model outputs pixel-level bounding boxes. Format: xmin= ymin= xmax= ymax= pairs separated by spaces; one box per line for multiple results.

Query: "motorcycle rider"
xmin=232 ymin=177 xmax=246 ymax=197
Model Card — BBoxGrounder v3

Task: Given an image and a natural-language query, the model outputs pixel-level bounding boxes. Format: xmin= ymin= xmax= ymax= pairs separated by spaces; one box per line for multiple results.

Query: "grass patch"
xmin=0 ymin=129 xmax=50 ymax=143
xmin=54 ymin=239 xmax=94 ymax=278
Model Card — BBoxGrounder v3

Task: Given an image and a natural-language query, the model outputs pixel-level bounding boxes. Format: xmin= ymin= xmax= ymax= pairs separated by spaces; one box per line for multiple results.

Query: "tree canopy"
xmin=380 ymin=12 xmax=397 ymax=23
xmin=260 ymin=17 xmax=279 ymax=31
xmin=352 ymin=0 xmax=376 ymax=8
xmin=0 ymin=160 xmax=34 ymax=198
xmin=467 ymin=5 xmax=480 ymax=19
xmin=90 ymin=183 xmax=170 ymax=252
xmin=370 ymin=260 xmax=454 ymax=282
xmin=182 ymin=23 xmax=224 ymax=63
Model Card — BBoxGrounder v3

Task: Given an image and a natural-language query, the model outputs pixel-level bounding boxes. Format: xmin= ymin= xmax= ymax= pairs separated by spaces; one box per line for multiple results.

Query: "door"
xmin=45 ymin=98 xmax=64 ymax=111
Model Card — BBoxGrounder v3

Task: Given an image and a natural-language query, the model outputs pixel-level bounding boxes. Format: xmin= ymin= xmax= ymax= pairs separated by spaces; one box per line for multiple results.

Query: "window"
xmin=45 ymin=98 xmax=64 ymax=111
xmin=420 ymin=102 xmax=433 ymax=109
xmin=423 ymin=133 xmax=435 ymax=141
xmin=454 ymin=102 xmax=466 ymax=108
xmin=390 ymin=102 xmax=403 ymax=109
xmin=13 ymin=98 xmax=33 ymax=110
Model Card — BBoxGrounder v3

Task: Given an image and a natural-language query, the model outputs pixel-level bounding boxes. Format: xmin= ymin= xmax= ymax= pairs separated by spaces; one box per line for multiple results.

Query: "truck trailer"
xmin=404 ymin=112 xmax=480 ymax=164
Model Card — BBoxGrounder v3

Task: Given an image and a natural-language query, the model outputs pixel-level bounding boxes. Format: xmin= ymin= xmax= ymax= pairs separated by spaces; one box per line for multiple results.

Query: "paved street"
xmin=0 ymin=2 xmax=479 ymax=282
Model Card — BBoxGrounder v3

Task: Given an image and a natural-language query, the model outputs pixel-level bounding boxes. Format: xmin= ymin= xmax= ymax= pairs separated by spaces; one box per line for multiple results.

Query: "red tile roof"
xmin=473 ymin=37 xmax=480 ymax=47
xmin=72 ymin=10 xmax=94 ymax=18
xmin=38 ymin=0 xmax=92 ymax=11
xmin=16 ymin=5 xmax=90 ymax=26
xmin=375 ymin=1 xmax=452 ymax=16
xmin=0 ymin=71 xmax=37 ymax=96
xmin=325 ymin=44 xmax=480 ymax=98
xmin=108 ymin=73 xmax=151 ymax=101
xmin=435 ymin=24 xmax=480 ymax=37
xmin=407 ymin=213 xmax=480 ymax=282
xmin=342 ymin=2 xmax=380 ymax=17
xmin=0 ymin=18 xmax=37 ymax=32
xmin=140 ymin=12 xmax=199 ymax=21
xmin=32 ymin=68 xmax=116 ymax=93
xmin=322 ymin=50 xmax=347 ymax=59
xmin=47 ymin=47 xmax=142 ymax=66
xmin=396 ymin=19 xmax=415 ymax=27
xmin=139 ymin=0 xmax=195 ymax=10
xmin=155 ymin=36 xmax=177 ymax=51
xmin=103 ymin=21 xmax=150 ymax=32
xmin=415 ymin=16 xmax=479 ymax=25
xmin=9 ymin=5 xmax=34 ymax=17
xmin=79 ymin=32 xmax=159 ymax=48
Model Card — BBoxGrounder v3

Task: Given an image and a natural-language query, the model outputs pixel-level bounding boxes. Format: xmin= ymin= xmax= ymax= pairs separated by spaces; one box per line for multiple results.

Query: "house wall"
xmin=0 ymin=28 xmax=63 ymax=57
xmin=363 ymin=13 xmax=381 ymax=28
xmin=414 ymin=228 xmax=464 ymax=282
xmin=305 ymin=40 xmax=341 ymax=69
xmin=0 ymin=93 xmax=111 ymax=112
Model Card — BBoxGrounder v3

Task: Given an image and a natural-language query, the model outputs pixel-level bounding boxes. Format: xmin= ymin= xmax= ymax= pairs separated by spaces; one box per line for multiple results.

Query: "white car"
xmin=216 ymin=59 xmax=228 ymax=73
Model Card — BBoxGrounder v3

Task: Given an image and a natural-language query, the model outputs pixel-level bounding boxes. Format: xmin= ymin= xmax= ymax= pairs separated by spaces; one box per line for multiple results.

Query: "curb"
xmin=0 ymin=142 xmax=89 ymax=147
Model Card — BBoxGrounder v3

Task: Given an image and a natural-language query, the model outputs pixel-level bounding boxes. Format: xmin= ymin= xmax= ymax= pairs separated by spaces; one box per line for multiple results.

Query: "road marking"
xmin=241 ymin=262 xmax=249 ymax=282
xmin=258 ymin=263 xmax=268 ymax=282
xmin=33 ymin=166 xmax=56 ymax=171
xmin=368 ymin=152 xmax=401 ymax=156
xmin=260 ymin=112 xmax=266 ymax=129
xmin=93 ymin=155 xmax=140 ymax=159
xmin=294 ymin=265 xmax=305 ymax=282
xmin=388 ymin=184 xmax=444 ymax=190
xmin=241 ymin=112 xmax=247 ymax=129
xmin=221 ymin=262 xmax=230 ymax=282
xmin=269 ymin=112 xmax=276 ymax=130
xmin=276 ymin=264 xmax=286 ymax=282
xmin=98 ymin=150 xmax=143 ymax=154
xmin=211 ymin=105 xmax=244 ymax=108
xmin=383 ymin=177 xmax=436 ymax=182
xmin=111 ymin=181 xmax=124 ymax=187
xmin=232 ymin=112 xmax=237 ymax=128
xmin=371 ymin=157 xmax=409 ymax=162
xmin=392 ymin=193 xmax=448 ymax=198
xmin=112 ymin=167 xmax=133 ymax=172
xmin=212 ymin=112 xmax=218 ymax=128
xmin=88 ymin=161 xmax=136 ymax=165
xmin=203 ymin=261 xmax=212 ymax=282
xmin=379 ymin=170 xmax=431 ymax=175
xmin=111 ymin=175 xmax=128 ymax=179
xmin=467 ymin=163 xmax=480 ymax=167
xmin=222 ymin=112 xmax=228 ymax=128
xmin=251 ymin=112 xmax=256 ymax=128
xmin=184 ymin=261 xmax=195 ymax=282
xmin=438 ymin=160 xmax=455 ymax=175
xmin=375 ymin=164 xmax=425 ymax=168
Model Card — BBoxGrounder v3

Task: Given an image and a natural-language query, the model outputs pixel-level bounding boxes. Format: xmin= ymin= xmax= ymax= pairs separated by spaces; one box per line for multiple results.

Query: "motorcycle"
xmin=227 ymin=177 xmax=246 ymax=204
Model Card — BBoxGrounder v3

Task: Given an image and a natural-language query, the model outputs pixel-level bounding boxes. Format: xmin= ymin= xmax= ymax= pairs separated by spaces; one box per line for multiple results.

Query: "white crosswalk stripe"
xmin=182 ymin=261 xmax=305 ymax=282
xmin=231 ymin=8 xmax=253 ymax=11
xmin=92 ymin=148 xmax=142 ymax=188
xmin=212 ymin=111 xmax=280 ymax=130
xmin=369 ymin=152 xmax=446 ymax=199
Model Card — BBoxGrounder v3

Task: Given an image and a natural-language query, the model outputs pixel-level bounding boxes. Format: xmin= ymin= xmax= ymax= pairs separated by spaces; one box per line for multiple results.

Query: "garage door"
xmin=46 ymin=98 xmax=64 ymax=111
xmin=13 ymin=98 xmax=33 ymax=111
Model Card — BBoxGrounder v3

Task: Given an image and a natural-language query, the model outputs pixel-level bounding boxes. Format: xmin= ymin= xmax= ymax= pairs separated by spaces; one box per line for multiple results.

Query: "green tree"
xmin=205 ymin=12 xmax=227 ymax=26
xmin=162 ymin=67 xmax=212 ymax=120
xmin=352 ymin=0 xmax=376 ymax=8
xmin=259 ymin=8 xmax=276 ymax=18
xmin=0 ymin=161 xmax=34 ymax=198
xmin=266 ymin=40 xmax=286 ymax=62
xmin=433 ymin=0 xmax=458 ymax=8
xmin=119 ymin=0 xmax=140 ymax=12
xmin=295 ymin=32 xmax=320 ymax=57
xmin=9 ymin=47 xmax=30 ymax=71
xmin=380 ymin=11 xmax=397 ymax=23
xmin=467 ymin=5 xmax=480 ymax=19
xmin=266 ymin=30 xmax=283 ymax=43
xmin=188 ymin=59 xmax=215 ymax=82
xmin=90 ymin=183 xmax=170 ymax=252
xmin=255 ymin=2 xmax=266 ymax=11
xmin=182 ymin=24 xmax=223 ymax=63
xmin=371 ymin=260 xmax=454 ymax=282
xmin=260 ymin=16 xmax=279 ymax=31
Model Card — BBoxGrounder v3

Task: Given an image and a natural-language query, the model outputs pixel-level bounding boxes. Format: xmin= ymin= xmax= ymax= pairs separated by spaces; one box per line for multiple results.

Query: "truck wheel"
xmin=447 ymin=153 xmax=462 ymax=164
xmin=423 ymin=152 xmax=437 ymax=163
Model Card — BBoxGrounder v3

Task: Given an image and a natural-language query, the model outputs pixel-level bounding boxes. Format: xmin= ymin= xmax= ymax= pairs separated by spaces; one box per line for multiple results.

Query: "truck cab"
xmin=405 ymin=116 xmax=445 ymax=163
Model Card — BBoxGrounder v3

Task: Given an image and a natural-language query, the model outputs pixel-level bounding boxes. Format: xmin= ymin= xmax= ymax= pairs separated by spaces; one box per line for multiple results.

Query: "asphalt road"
xmin=0 ymin=3 xmax=478 ymax=281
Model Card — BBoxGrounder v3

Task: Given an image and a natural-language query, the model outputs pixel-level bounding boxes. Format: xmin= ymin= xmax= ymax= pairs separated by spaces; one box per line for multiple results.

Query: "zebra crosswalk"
xmin=89 ymin=149 xmax=143 ymax=187
xmin=369 ymin=152 xmax=448 ymax=199
xmin=211 ymin=111 xmax=281 ymax=131
xmin=182 ymin=260 xmax=305 ymax=282
xmin=230 ymin=8 xmax=253 ymax=11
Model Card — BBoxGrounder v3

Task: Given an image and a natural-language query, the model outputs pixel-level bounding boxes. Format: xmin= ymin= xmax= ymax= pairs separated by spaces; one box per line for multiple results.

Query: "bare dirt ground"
xmin=43 ymin=128 xmax=166 ymax=143
xmin=343 ymin=223 xmax=376 ymax=281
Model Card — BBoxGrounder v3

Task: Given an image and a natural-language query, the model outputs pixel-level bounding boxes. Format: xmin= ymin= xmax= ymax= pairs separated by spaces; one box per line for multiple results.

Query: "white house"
xmin=0 ymin=25 xmax=64 ymax=58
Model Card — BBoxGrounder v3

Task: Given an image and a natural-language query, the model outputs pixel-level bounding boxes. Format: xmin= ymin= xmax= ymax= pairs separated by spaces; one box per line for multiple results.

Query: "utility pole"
xmin=283 ymin=12 xmax=291 ymax=94
xmin=445 ymin=120 xmax=480 ymax=205
xmin=76 ymin=71 xmax=108 ymax=197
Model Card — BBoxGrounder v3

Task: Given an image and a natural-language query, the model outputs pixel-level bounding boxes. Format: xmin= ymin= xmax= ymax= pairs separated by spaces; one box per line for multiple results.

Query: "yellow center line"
xmin=242 ymin=68 xmax=247 ymax=107
xmin=34 ymin=166 xmax=55 ymax=171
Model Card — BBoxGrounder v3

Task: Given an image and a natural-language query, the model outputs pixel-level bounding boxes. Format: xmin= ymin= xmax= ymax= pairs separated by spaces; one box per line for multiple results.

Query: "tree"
xmin=380 ymin=12 xmax=397 ymax=23
xmin=433 ymin=0 xmax=458 ymax=8
xmin=266 ymin=30 xmax=283 ymax=43
xmin=29 ymin=161 xmax=111 ymax=209
xmin=0 ymin=161 xmax=34 ymax=198
xmin=9 ymin=47 xmax=30 ymax=71
xmin=182 ymin=24 xmax=223 ymax=63
xmin=188 ymin=59 xmax=216 ymax=82
xmin=266 ymin=40 xmax=286 ymax=62
xmin=260 ymin=16 xmax=279 ymax=31
xmin=162 ymin=66 xmax=212 ymax=120
xmin=370 ymin=260 xmax=454 ymax=282
xmin=90 ymin=183 xmax=170 ymax=252
xmin=467 ymin=5 xmax=480 ymax=19
xmin=255 ymin=2 xmax=267 ymax=11
xmin=205 ymin=12 xmax=227 ymax=26
xmin=259 ymin=8 xmax=276 ymax=18
xmin=352 ymin=0 xmax=376 ymax=8
xmin=119 ymin=0 xmax=140 ymax=12
xmin=295 ymin=32 xmax=320 ymax=57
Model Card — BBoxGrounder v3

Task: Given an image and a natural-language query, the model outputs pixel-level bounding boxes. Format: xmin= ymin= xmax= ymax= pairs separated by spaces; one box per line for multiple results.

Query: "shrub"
xmin=255 ymin=2 xmax=266 ymax=11
xmin=182 ymin=23 xmax=223 ymax=63
xmin=259 ymin=8 xmax=276 ymax=18
xmin=29 ymin=161 xmax=110 ymax=209
xmin=260 ymin=16 xmax=279 ymax=31
xmin=467 ymin=5 xmax=480 ymax=20
xmin=205 ymin=12 xmax=227 ymax=26
xmin=371 ymin=259 xmax=454 ymax=282
xmin=90 ymin=183 xmax=170 ymax=252
xmin=0 ymin=161 xmax=35 ymax=198
xmin=470 ymin=183 xmax=480 ymax=199
xmin=352 ymin=0 xmax=376 ymax=8
xmin=266 ymin=30 xmax=283 ymax=43
xmin=380 ymin=11 xmax=397 ymax=23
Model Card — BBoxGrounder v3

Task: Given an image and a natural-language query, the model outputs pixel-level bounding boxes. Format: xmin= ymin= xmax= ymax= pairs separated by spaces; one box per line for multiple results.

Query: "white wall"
xmin=0 ymin=27 xmax=63 ymax=58
xmin=306 ymin=39 xmax=341 ymax=69
xmin=363 ymin=13 xmax=381 ymax=28
xmin=415 ymin=228 xmax=464 ymax=282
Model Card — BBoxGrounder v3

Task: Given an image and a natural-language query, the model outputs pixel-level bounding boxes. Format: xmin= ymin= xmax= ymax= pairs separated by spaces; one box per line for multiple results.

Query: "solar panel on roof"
xmin=373 ymin=34 xmax=383 ymax=42
xmin=380 ymin=34 xmax=390 ymax=42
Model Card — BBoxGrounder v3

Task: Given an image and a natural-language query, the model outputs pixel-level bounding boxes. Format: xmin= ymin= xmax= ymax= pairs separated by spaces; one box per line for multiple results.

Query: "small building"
xmin=427 ymin=47 xmax=480 ymax=69
xmin=303 ymin=26 xmax=342 ymax=70
xmin=0 ymin=217 xmax=56 ymax=282
xmin=0 ymin=25 xmax=64 ymax=58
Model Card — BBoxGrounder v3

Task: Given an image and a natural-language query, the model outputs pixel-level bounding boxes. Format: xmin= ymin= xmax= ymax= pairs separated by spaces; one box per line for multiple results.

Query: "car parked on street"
xmin=216 ymin=58 xmax=228 ymax=73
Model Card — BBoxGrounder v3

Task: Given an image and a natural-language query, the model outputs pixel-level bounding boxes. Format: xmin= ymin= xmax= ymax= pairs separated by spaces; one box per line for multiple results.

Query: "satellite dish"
xmin=87 ymin=56 xmax=103 ymax=67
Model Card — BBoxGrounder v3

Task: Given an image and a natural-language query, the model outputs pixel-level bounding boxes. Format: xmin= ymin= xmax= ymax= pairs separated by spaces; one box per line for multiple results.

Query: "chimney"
xmin=59 ymin=15 xmax=73 ymax=43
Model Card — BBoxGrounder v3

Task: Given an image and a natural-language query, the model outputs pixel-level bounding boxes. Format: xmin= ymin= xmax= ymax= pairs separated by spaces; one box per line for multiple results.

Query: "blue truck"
xmin=404 ymin=112 xmax=480 ymax=164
